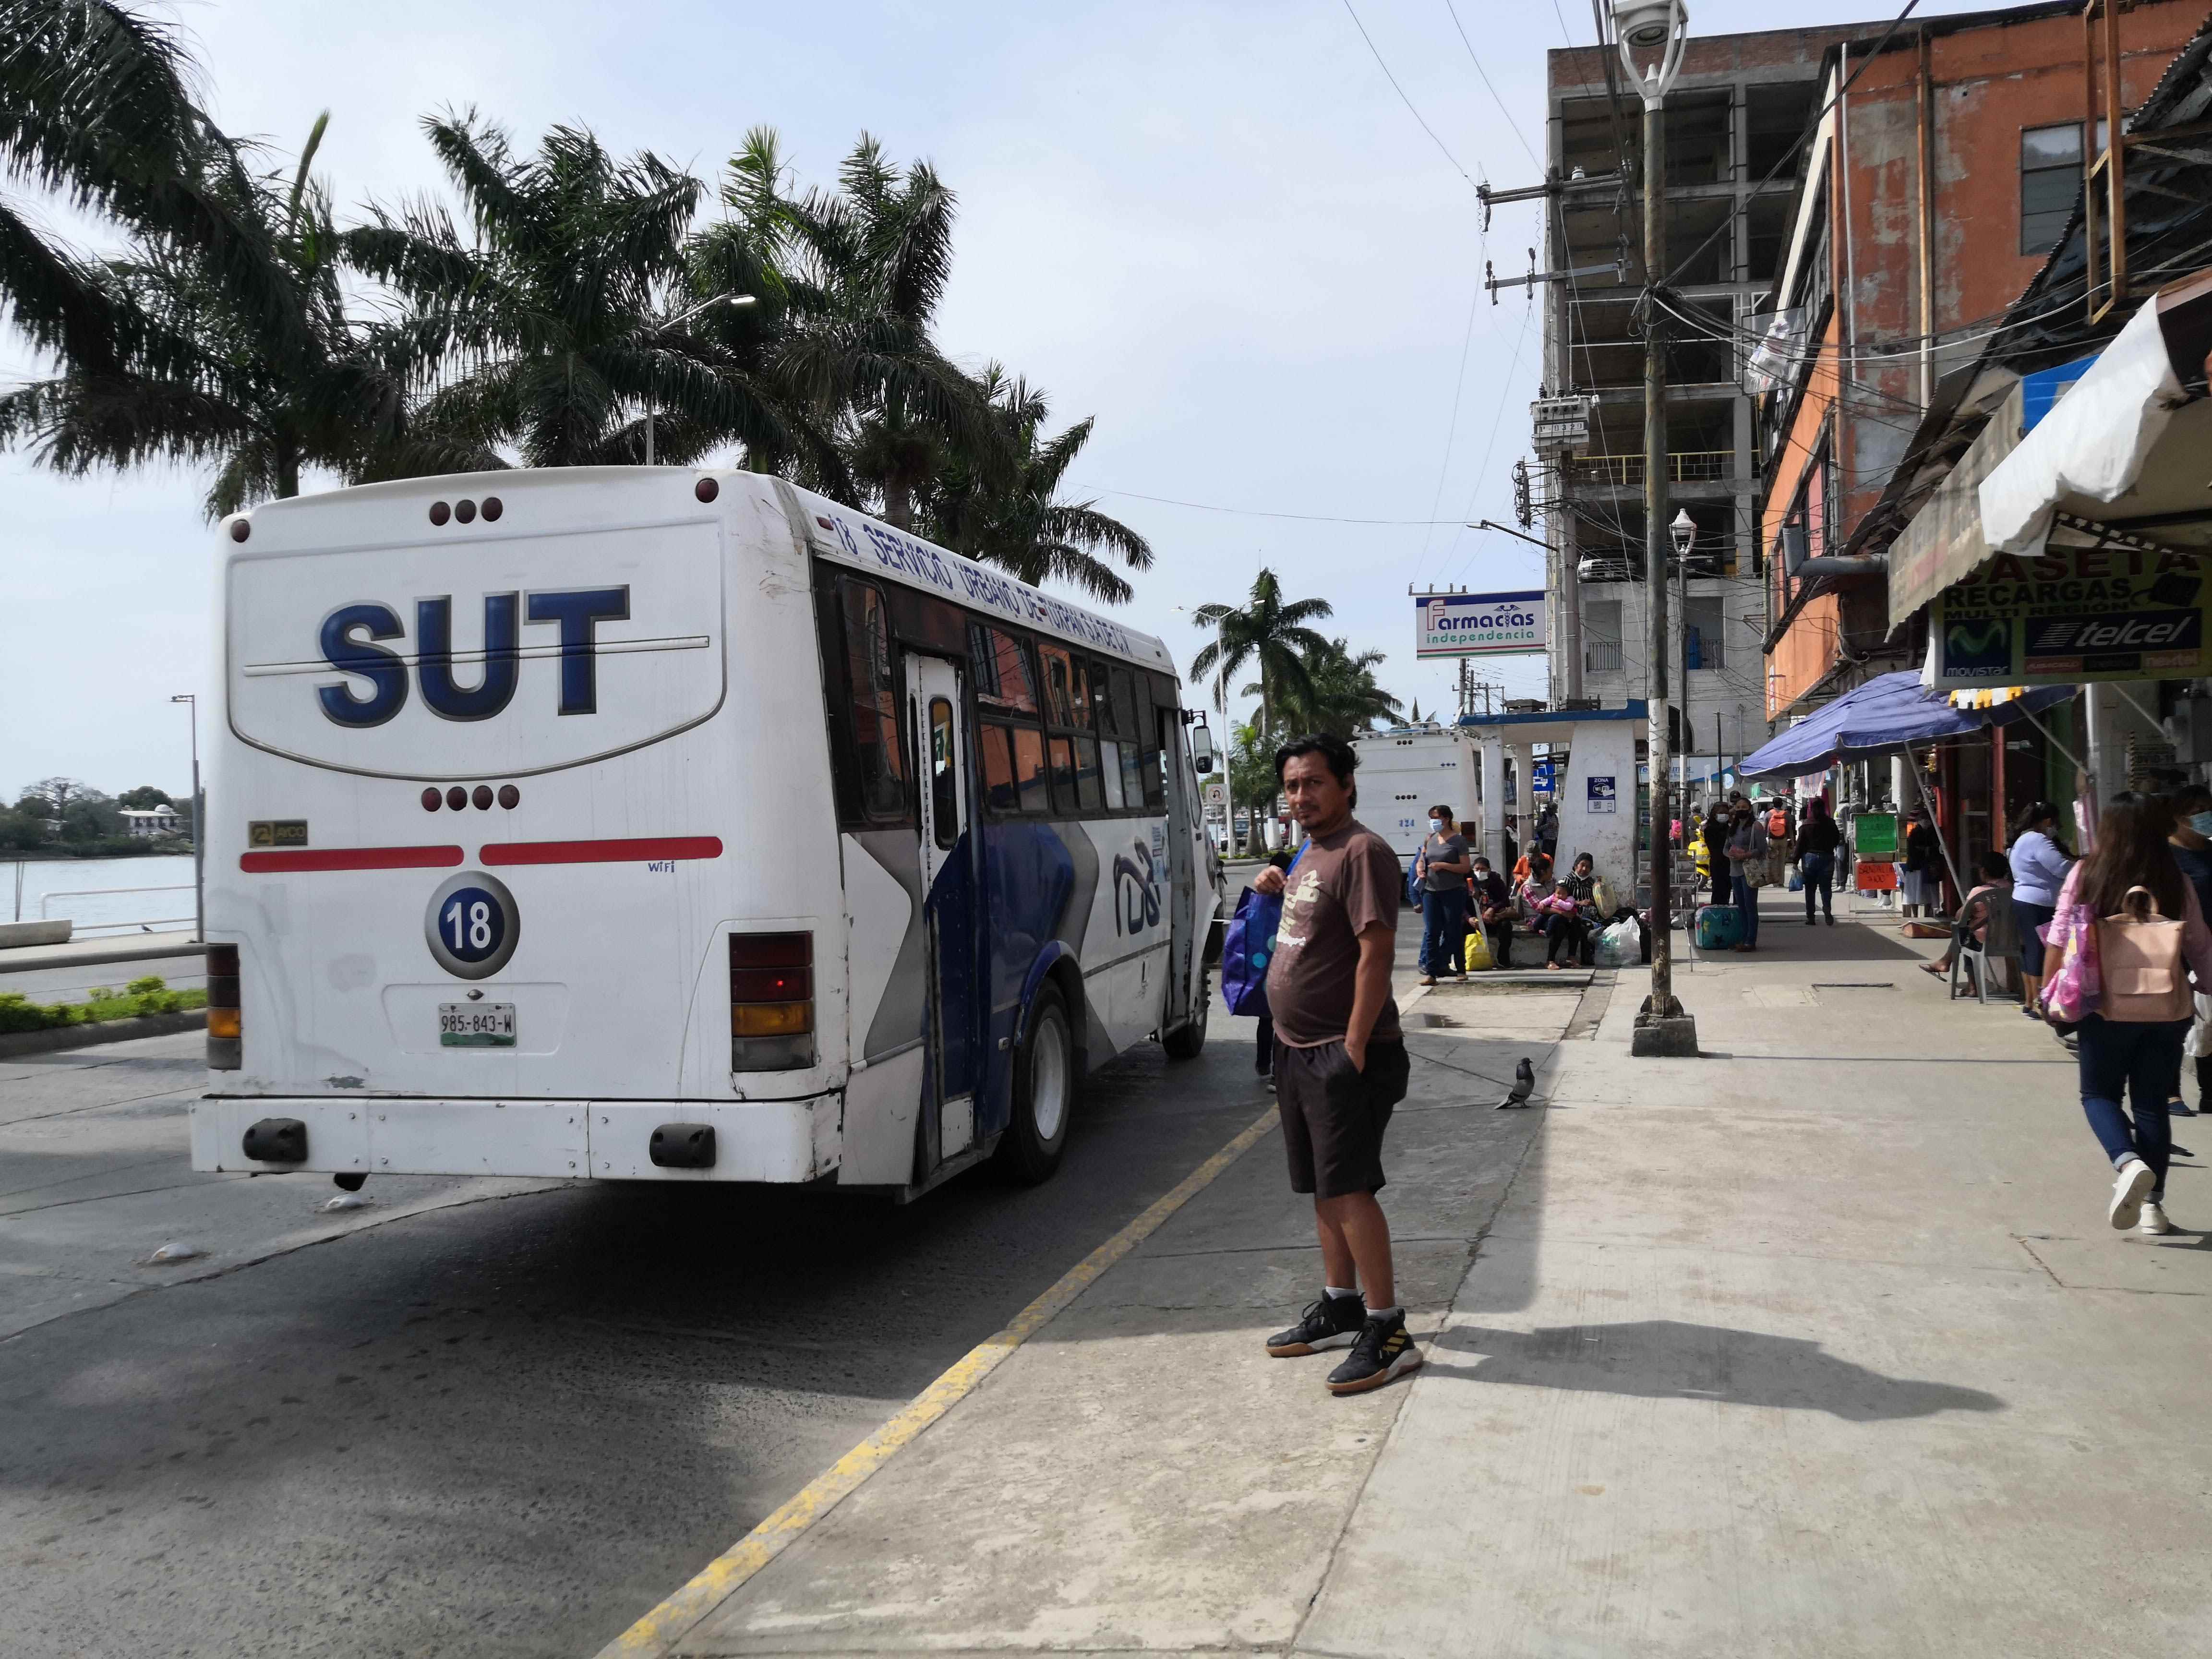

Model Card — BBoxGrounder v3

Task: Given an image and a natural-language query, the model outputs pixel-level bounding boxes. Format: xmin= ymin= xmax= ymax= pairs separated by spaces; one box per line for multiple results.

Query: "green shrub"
xmin=0 ymin=978 xmax=207 ymax=1033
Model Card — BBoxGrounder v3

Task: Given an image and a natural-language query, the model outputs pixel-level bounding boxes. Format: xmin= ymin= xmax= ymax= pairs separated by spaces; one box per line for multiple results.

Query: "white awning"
xmin=1978 ymin=267 xmax=2212 ymax=560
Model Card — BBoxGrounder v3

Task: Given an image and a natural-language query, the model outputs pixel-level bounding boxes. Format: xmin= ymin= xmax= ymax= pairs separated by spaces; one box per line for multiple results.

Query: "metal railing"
xmin=1569 ymin=450 xmax=1735 ymax=487
xmin=40 ymin=884 xmax=196 ymax=937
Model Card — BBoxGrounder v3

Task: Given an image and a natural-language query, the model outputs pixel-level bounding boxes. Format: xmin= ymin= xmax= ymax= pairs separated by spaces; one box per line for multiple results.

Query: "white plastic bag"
xmin=1595 ymin=916 xmax=1640 ymax=967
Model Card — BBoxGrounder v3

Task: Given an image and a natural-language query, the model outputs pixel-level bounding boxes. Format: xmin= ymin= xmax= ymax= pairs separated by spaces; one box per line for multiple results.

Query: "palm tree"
xmin=717 ymin=130 xmax=1004 ymax=527
xmin=1189 ymin=569 xmax=1333 ymax=733
xmin=0 ymin=7 xmax=411 ymax=511
xmin=1262 ymin=637 xmax=1404 ymax=739
xmin=2 ymin=105 xmax=409 ymax=513
xmin=1226 ymin=719 xmax=1281 ymax=856
xmin=345 ymin=113 xmax=811 ymax=472
xmin=926 ymin=367 xmax=1151 ymax=602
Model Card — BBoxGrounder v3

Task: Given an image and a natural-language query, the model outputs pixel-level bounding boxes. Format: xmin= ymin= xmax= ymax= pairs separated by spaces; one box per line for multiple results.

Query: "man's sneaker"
xmin=2109 ymin=1158 xmax=2155 ymax=1231
xmin=1266 ymin=1294 xmax=1365 ymax=1357
xmin=1326 ymin=1311 xmax=1423 ymax=1395
xmin=2140 ymin=1200 xmax=2173 ymax=1235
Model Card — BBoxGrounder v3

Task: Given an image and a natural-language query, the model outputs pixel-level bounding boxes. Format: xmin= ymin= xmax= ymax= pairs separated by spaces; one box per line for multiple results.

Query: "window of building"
xmin=1585 ymin=599 xmax=1624 ymax=674
xmin=2021 ymin=122 xmax=2104 ymax=256
xmin=1683 ymin=596 xmax=1727 ymax=671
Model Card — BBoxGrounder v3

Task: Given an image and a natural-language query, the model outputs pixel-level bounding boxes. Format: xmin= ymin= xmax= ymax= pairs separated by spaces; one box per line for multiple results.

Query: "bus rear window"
xmin=841 ymin=578 xmax=907 ymax=820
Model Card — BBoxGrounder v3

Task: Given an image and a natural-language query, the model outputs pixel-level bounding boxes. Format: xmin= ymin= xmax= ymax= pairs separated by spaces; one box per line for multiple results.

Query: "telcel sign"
xmin=1415 ymin=590 xmax=1545 ymax=659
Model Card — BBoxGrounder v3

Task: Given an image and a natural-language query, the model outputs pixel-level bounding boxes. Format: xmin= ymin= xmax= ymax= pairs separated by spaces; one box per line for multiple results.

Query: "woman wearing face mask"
xmin=2166 ymin=784 xmax=2212 ymax=1117
xmin=2008 ymin=800 xmax=2073 ymax=1022
xmin=1413 ymin=806 xmax=1472 ymax=986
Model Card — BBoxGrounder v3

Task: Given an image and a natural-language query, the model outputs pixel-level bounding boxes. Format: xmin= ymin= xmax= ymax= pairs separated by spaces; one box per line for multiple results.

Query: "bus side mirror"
xmin=1190 ymin=720 xmax=1217 ymax=775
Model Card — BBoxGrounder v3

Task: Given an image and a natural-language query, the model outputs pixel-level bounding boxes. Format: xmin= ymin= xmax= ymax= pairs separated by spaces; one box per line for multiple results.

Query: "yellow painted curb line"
xmin=595 ymin=1103 xmax=1282 ymax=1659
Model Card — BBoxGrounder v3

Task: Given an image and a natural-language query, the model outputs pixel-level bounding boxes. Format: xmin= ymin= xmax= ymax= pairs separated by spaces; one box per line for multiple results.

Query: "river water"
xmin=4 ymin=854 xmax=199 ymax=937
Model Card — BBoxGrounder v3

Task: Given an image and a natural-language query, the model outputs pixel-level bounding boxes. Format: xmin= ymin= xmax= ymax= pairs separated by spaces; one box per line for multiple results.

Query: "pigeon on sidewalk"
xmin=1495 ymin=1057 xmax=1535 ymax=1109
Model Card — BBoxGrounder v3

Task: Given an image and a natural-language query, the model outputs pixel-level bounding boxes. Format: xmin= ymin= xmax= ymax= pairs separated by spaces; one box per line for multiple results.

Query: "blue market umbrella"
xmin=1741 ymin=672 xmax=2071 ymax=782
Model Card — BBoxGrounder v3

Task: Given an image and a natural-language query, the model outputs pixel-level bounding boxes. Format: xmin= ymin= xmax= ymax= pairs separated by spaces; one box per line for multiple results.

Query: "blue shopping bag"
xmin=1223 ymin=843 xmax=1307 ymax=1016
xmin=1222 ymin=885 xmax=1285 ymax=1017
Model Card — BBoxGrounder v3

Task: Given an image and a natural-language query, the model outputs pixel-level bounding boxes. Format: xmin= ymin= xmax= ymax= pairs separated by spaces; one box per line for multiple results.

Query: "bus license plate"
xmin=439 ymin=1002 xmax=516 ymax=1047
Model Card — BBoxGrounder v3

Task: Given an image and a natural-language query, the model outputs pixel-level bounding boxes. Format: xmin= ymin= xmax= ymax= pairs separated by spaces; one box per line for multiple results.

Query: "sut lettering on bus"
xmin=317 ymin=587 xmax=630 ymax=727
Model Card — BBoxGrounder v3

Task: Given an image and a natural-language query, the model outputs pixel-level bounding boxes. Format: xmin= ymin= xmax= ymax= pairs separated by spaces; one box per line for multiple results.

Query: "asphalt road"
xmin=0 ymin=984 xmax=1287 ymax=1659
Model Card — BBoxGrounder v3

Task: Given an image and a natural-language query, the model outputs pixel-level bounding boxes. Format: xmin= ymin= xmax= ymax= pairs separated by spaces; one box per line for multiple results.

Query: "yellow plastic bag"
xmin=1462 ymin=921 xmax=1494 ymax=972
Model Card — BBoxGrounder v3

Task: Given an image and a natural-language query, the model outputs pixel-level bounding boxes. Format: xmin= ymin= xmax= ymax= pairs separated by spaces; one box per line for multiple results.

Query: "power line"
xmin=1435 ymin=305 xmax=1540 ymax=585
xmin=1413 ymin=273 xmax=1490 ymax=587
xmin=1341 ymin=0 xmax=1484 ymax=191
xmin=1082 ymin=489 xmax=1496 ymax=526
xmin=1443 ymin=0 xmax=1542 ymax=170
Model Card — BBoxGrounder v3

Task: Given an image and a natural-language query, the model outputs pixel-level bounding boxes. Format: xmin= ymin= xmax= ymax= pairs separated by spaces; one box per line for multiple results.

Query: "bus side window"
xmin=840 ymin=578 xmax=908 ymax=821
xmin=1047 ymin=735 xmax=1078 ymax=814
xmin=1013 ymin=726 xmax=1049 ymax=814
xmin=977 ymin=723 xmax=1017 ymax=814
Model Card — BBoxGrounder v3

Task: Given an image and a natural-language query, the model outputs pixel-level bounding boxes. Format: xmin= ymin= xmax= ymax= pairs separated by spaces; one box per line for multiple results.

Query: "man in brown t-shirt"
xmin=1252 ymin=733 xmax=1418 ymax=1395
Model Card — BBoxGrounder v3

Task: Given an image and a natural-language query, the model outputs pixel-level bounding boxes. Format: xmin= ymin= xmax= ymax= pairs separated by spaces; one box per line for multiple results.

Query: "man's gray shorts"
xmin=1274 ymin=1037 xmax=1411 ymax=1199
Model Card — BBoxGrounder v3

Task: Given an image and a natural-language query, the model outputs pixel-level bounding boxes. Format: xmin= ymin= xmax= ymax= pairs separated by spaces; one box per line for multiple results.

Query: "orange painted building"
xmin=1758 ymin=0 xmax=2200 ymax=723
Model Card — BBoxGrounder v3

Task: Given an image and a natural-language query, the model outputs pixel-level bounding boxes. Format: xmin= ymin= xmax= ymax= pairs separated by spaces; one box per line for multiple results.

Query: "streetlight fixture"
xmin=1617 ymin=0 xmax=1698 ymax=1058
xmin=170 ymin=694 xmax=202 ymax=943
xmin=643 ymin=292 xmax=757 ymax=466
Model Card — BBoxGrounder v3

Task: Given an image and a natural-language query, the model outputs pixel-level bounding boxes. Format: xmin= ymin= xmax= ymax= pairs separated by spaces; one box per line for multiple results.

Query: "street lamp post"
xmin=1671 ymin=506 xmax=1695 ymax=805
xmin=643 ymin=292 xmax=756 ymax=466
xmin=170 ymin=694 xmax=202 ymax=943
xmin=1617 ymin=0 xmax=1699 ymax=1057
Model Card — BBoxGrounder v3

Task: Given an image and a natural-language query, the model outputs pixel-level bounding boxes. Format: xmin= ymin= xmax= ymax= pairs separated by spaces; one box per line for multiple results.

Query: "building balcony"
xmin=1567 ymin=450 xmax=1736 ymax=487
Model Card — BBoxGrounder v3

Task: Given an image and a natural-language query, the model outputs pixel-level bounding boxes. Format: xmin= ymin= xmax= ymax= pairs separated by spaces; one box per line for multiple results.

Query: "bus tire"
xmin=999 ymin=984 xmax=1074 ymax=1185
xmin=1162 ymin=973 xmax=1208 ymax=1060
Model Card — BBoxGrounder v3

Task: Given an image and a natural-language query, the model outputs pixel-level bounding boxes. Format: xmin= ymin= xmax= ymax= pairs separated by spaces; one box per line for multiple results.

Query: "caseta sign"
xmin=1416 ymin=590 xmax=1545 ymax=659
xmin=1932 ymin=543 xmax=2211 ymax=686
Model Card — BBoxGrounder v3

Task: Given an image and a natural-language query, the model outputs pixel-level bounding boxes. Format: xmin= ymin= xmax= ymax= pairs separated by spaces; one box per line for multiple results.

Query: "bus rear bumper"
xmin=191 ymin=1094 xmax=842 ymax=1183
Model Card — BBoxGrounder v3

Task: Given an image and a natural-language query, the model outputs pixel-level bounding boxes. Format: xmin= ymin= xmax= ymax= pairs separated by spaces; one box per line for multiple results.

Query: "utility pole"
xmin=1616 ymin=0 xmax=1698 ymax=1058
xmin=170 ymin=694 xmax=202 ymax=942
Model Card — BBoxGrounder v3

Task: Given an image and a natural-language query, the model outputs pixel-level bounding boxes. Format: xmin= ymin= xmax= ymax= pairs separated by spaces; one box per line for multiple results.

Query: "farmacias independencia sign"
xmin=1415 ymin=590 xmax=1546 ymax=659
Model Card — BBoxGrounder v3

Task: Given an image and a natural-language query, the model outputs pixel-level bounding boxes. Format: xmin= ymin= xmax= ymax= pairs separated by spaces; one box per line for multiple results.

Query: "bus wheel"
xmin=1000 ymin=984 xmax=1073 ymax=1184
xmin=1162 ymin=973 xmax=1208 ymax=1060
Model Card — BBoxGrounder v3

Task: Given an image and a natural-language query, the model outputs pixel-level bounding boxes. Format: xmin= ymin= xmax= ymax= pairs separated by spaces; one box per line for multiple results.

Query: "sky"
xmin=1 ymin=0 xmax=1998 ymax=800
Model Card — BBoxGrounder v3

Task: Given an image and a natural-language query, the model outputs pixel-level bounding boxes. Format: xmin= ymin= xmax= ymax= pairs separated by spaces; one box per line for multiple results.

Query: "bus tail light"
xmin=730 ymin=932 xmax=813 ymax=1071
xmin=207 ymin=943 xmax=241 ymax=1070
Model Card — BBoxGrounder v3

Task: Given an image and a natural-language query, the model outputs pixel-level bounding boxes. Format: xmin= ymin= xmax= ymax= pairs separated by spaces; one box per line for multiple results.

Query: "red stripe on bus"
xmin=480 ymin=836 xmax=724 ymax=866
xmin=240 ymin=845 xmax=464 ymax=873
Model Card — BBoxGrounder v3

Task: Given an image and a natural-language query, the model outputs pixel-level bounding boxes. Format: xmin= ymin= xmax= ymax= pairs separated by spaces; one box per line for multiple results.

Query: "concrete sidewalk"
xmin=646 ymin=899 xmax=2212 ymax=1658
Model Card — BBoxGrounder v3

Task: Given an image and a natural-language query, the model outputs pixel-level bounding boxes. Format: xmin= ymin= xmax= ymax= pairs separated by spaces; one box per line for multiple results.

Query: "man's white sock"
xmin=1325 ymin=1286 xmax=1360 ymax=1301
xmin=1368 ymin=1305 xmax=1404 ymax=1323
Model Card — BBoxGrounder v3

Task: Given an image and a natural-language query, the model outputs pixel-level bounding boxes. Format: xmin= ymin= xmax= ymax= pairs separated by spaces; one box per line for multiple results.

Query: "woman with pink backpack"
xmin=2042 ymin=795 xmax=2212 ymax=1235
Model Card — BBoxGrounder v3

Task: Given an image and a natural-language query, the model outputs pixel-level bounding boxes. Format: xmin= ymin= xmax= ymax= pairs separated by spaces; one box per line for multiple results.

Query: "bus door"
xmin=906 ymin=654 xmax=982 ymax=1161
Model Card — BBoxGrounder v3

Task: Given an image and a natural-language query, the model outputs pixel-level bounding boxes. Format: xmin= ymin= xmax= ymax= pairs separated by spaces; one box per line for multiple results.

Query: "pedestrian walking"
xmin=2008 ymin=800 xmax=2073 ymax=1022
xmin=1536 ymin=803 xmax=1559 ymax=861
xmin=1795 ymin=798 xmax=1842 ymax=925
xmin=2165 ymin=783 xmax=2212 ymax=1118
xmin=1899 ymin=806 xmax=1941 ymax=918
xmin=1254 ymin=846 xmax=1295 ymax=1092
xmin=1253 ymin=734 xmax=1419 ymax=1395
xmin=1414 ymin=805 xmax=1472 ymax=986
xmin=2043 ymin=794 xmax=2212 ymax=1236
xmin=1724 ymin=802 xmax=1769 ymax=952
xmin=1469 ymin=853 xmax=1514 ymax=969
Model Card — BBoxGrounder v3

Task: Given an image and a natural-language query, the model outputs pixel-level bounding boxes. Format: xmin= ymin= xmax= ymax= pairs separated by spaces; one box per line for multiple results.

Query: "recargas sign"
xmin=1415 ymin=589 xmax=1546 ymax=659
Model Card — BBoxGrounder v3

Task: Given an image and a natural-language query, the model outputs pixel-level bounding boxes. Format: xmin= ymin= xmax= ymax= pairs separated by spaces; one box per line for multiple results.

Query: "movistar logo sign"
xmin=317 ymin=588 xmax=629 ymax=727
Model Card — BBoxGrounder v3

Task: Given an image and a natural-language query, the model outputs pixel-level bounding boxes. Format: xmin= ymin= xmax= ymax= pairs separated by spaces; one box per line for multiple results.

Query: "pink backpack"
xmin=2095 ymin=886 xmax=2192 ymax=1023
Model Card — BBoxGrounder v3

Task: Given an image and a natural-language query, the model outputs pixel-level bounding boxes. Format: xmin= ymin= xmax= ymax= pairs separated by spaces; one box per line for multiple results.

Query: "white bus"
xmin=1351 ymin=725 xmax=1483 ymax=866
xmin=191 ymin=468 xmax=1224 ymax=1197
